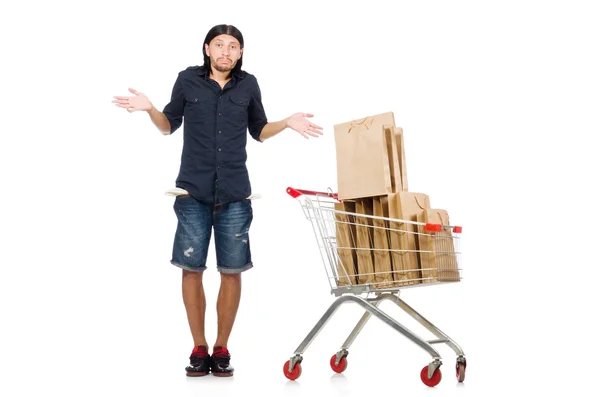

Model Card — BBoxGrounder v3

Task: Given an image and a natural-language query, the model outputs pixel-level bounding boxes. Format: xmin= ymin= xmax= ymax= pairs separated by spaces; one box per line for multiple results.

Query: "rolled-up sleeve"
xmin=162 ymin=73 xmax=185 ymax=134
xmin=247 ymin=80 xmax=268 ymax=142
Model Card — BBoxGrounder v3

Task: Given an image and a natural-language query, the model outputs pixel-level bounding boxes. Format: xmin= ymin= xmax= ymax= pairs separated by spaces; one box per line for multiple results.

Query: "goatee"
xmin=214 ymin=65 xmax=233 ymax=73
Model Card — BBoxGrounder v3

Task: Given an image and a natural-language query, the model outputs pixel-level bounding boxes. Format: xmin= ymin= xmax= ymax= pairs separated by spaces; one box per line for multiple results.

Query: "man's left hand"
xmin=286 ymin=113 xmax=324 ymax=139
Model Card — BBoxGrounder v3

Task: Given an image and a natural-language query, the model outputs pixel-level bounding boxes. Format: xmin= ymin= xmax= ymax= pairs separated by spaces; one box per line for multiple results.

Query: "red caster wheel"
xmin=283 ymin=360 xmax=302 ymax=381
xmin=330 ymin=354 xmax=348 ymax=373
xmin=420 ymin=365 xmax=442 ymax=387
xmin=456 ymin=362 xmax=466 ymax=382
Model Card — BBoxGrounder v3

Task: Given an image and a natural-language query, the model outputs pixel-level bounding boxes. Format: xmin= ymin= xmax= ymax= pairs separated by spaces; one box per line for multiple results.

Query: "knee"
xmin=220 ymin=272 xmax=241 ymax=284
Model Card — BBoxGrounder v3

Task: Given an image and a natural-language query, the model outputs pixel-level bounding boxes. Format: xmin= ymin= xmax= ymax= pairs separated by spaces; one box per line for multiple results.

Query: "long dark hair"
xmin=202 ymin=24 xmax=245 ymax=77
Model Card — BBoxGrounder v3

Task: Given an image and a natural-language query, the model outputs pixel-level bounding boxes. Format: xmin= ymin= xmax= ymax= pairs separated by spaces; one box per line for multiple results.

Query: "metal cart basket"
xmin=282 ymin=187 xmax=466 ymax=387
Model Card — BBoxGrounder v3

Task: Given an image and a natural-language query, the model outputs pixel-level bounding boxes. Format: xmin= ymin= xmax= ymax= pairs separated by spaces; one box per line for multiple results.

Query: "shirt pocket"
xmin=229 ymin=93 xmax=249 ymax=107
xmin=229 ymin=94 xmax=249 ymax=113
xmin=226 ymin=94 xmax=250 ymax=128
xmin=185 ymin=95 xmax=213 ymax=122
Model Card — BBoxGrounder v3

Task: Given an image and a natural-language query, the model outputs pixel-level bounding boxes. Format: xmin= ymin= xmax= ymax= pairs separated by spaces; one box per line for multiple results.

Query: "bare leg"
xmin=182 ymin=269 xmax=208 ymax=347
xmin=214 ymin=273 xmax=242 ymax=348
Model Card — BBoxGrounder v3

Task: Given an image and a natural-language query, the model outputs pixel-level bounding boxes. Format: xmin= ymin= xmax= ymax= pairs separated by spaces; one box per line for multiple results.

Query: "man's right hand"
xmin=112 ymin=88 xmax=153 ymax=113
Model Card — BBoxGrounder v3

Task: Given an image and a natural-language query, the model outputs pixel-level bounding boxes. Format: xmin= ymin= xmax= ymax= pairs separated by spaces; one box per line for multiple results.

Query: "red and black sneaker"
xmin=211 ymin=346 xmax=234 ymax=377
xmin=186 ymin=346 xmax=211 ymax=377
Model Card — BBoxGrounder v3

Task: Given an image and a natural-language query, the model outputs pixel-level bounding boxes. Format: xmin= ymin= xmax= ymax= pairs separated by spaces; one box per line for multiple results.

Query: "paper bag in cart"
xmin=382 ymin=126 xmax=409 ymax=193
xmin=334 ymin=112 xmax=396 ymax=200
xmin=420 ymin=209 xmax=460 ymax=283
xmin=387 ymin=192 xmax=431 ymax=285
xmin=372 ymin=196 xmax=394 ymax=288
xmin=416 ymin=211 xmax=437 ymax=283
xmin=334 ymin=201 xmax=359 ymax=286
xmin=395 ymin=127 xmax=409 ymax=192
xmin=353 ymin=198 xmax=376 ymax=285
xmin=383 ymin=126 xmax=402 ymax=193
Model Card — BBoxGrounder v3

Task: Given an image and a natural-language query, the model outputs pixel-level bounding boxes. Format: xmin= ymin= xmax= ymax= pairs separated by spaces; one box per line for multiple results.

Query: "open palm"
xmin=286 ymin=113 xmax=324 ymax=139
xmin=112 ymin=88 xmax=152 ymax=113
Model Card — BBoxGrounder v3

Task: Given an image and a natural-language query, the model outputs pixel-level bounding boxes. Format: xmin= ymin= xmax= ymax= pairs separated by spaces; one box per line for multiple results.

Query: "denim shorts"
xmin=170 ymin=196 xmax=253 ymax=274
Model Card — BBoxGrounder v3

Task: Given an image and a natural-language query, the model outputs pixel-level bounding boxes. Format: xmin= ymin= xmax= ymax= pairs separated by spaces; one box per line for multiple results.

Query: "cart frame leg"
xmin=379 ymin=294 xmax=465 ymax=357
xmin=331 ymin=297 xmax=382 ymax=365
xmin=288 ymin=294 xmax=442 ymax=372
xmin=337 ymin=293 xmax=464 ymax=355
xmin=338 ymin=298 xmax=382 ymax=352
xmin=330 ymin=292 xmax=466 ymax=376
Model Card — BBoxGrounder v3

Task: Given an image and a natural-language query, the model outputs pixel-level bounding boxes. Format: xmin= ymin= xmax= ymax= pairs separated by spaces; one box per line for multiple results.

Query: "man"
xmin=112 ymin=24 xmax=322 ymax=377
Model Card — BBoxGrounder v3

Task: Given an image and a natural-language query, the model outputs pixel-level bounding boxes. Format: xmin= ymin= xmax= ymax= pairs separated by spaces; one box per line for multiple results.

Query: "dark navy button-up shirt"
xmin=162 ymin=65 xmax=268 ymax=204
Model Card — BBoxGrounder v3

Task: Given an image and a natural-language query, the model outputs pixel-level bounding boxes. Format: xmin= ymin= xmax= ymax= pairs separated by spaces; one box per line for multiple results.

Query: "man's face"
xmin=205 ymin=34 xmax=243 ymax=73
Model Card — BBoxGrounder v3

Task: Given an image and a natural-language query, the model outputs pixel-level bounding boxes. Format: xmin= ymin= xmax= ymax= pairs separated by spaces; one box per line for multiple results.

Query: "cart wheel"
xmin=420 ymin=365 xmax=442 ymax=387
xmin=283 ymin=360 xmax=302 ymax=381
xmin=330 ymin=354 xmax=348 ymax=373
xmin=456 ymin=362 xmax=466 ymax=382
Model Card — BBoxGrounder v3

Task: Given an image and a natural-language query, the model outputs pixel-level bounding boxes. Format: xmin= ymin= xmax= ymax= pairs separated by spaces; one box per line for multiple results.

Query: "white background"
xmin=1 ymin=0 xmax=599 ymax=396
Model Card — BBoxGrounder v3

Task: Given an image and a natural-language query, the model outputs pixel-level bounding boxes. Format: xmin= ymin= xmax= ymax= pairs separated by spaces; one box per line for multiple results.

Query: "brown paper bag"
xmin=416 ymin=211 xmax=438 ymax=283
xmin=385 ymin=195 xmax=403 ymax=285
xmin=382 ymin=125 xmax=408 ymax=193
xmin=387 ymin=192 xmax=431 ymax=285
xmin=383 ymin=126 xmax=402 ymax=193
xmin=334 ymin=201 xmax=359 ymax=286
xmin=372 ymin=196 xmax=394 ymax=288
xmin=354 ymin=198 xmax=375 ymax=285
xmin=334 ymin=112 xmax=396 ymax=200
xmin=428 ymin=209 xmax=460 ymax=282
xmin=395 ymin=127 xmax=409 ymax=192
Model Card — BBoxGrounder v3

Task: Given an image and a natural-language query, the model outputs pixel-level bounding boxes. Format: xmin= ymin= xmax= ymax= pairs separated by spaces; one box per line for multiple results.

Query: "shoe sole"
xmin=186 ymin=371 xmax=209 ymax=377
xmin=212 ymin=372 xmax=233 ymax=377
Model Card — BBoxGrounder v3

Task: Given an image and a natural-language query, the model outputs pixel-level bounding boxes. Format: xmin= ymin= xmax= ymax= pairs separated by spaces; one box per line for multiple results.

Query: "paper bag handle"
xmin=347 ymin=117 xmax=375 ymax=133
xmin=413 ymin=195 xmax=428 ymax=210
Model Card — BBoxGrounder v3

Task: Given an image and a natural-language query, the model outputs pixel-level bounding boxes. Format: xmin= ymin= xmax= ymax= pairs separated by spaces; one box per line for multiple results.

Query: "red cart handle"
xmin=287 ymin=187 xmax=461 ymax=232
xmin=286 ymin=187 xmax=339 ymax=200
xmin=424 ymin=223 xmax=463 ymax=234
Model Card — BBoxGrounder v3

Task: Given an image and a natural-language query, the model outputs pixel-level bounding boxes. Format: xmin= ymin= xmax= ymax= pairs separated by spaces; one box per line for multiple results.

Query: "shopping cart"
xmin=282 ymin=187 xmax=466 ymax=387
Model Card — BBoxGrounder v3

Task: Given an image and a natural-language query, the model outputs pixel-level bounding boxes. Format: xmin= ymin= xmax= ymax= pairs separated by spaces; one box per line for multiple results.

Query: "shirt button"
xmin=218 ymin=112 xmax=222 ymax=116
xmin=218 ymin=131 xmax=222 ymax=134
xmin=194 ymin=98 xmax=198 ymax=102
xmin=218 ymin=148 xmax=222 ymax=152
